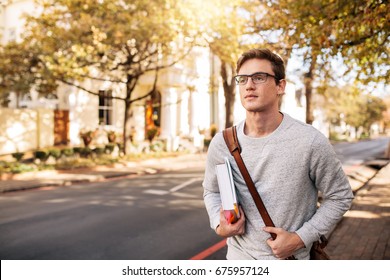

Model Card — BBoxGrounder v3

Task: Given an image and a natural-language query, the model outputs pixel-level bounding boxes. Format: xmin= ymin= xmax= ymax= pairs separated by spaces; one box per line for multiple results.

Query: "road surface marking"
xmin=143 ymin=189 xmax=169 ymax=195
xmin=189 ymin=239 xmax=227 ymax=260
xmin=143 ymin=177 xmax=202 ymax=195
xmin=170 ymin=177 xmax=203 ymax=193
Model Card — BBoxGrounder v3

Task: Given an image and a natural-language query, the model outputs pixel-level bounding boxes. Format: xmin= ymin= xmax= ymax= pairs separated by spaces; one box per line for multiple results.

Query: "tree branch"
xmin=71 ymin=72 xmax=126 ymax=84
xmin=144 ymin=44 xmax=194 ymax=73
xmin=59 ymin=78 xmax=126 ymax=101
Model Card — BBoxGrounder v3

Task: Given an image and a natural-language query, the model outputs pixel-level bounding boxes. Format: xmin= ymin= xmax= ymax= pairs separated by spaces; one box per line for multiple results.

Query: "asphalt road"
xmin=0 ymin=167 xmax=223 ymax=260
xmin=0 ymin=137 xmax=389 ymax=260
xmin=333 ymin=137 xmax=390 ymax=165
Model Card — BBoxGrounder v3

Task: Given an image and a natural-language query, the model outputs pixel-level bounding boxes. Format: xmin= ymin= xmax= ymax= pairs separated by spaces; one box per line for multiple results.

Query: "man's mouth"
xmin=245 ymin=94 xmax=257 ymax=99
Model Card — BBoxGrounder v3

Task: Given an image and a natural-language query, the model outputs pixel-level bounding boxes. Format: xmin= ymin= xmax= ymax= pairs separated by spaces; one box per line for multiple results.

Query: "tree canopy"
xmin=322 ymin=85 xmax=387 ymax=139
xmin=201 ymin=0 xmax=251 ymax=128
xmin=252 ymin=0 xmax=389 ymax=123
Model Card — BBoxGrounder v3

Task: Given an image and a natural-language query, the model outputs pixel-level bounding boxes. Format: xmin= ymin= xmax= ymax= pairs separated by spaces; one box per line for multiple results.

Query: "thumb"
xmin=263 ymin=226 xmax=279 ymax=234
xmin=263 ymin=226 xmax=279 ymax=240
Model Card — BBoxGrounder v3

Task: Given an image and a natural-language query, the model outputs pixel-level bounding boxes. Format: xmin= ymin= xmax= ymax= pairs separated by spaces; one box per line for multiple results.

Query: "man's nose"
xmin=245 ymin=78 xmax=256 ymax=89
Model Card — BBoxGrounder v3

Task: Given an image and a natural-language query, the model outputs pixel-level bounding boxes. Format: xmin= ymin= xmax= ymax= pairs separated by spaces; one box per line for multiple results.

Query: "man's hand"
xmin=263 ymin=227 xmax=305 ymax=259
xmin=215 ymin=206 xmax=246 ymax=237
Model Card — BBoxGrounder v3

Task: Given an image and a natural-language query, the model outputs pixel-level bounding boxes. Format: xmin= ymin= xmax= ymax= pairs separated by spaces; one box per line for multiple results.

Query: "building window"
xmin=98 ymin=90 xmax=113 ymax=125
xmin=152 ymin=90 xmax=161 ymax=127
xmin=145 ymin=90 xmax=161 ymax=129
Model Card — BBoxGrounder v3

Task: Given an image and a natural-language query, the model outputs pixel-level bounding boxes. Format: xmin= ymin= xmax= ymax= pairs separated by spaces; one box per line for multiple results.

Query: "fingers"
xmin=216 ymin=206 xmax=246 ymax=237
xmin=263 ymin=226 xmax=282 ymax=235
xmin=219 ymin=207 xmax=225 ymax=221
xmin=264 ymin=228 xmax=298 ymax=259
xmin=238 ymin=206 xmax=245 ymax=219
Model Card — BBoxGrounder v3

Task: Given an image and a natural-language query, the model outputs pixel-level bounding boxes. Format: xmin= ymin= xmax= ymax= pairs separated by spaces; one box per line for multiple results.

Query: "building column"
xmin=188 ymin=89 xmax=197 ymax=136
xmin=160 ymin=88 xmax=178 ymax=151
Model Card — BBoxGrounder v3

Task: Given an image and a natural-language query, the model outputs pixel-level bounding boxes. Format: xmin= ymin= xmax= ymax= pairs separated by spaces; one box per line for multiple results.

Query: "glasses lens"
xmin=252 ymin=73 xmax=267 ymax=84
xmin=235 ymin=75 xmax=247 ymax=85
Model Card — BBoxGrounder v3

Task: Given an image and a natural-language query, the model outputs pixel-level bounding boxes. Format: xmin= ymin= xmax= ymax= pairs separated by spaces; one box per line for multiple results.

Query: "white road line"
xmin=169 ymin=177 xmax=203 ymax=193
xmin=144 ymin=189 xmax=169 ymax=195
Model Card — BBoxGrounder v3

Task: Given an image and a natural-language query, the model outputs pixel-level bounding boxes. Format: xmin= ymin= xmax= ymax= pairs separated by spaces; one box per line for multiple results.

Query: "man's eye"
xmin=238 ymin=77 xmax=247 ymax=83
xmin=253 ymin=75 xmax=265 ymax=81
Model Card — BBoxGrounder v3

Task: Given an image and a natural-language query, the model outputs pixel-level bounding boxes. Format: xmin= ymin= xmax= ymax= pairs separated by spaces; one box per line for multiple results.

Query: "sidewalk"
xmin=327 ymin=162 xmax=390 ymax=260
xmin=0 ymin=153 xmax=207 ymax=193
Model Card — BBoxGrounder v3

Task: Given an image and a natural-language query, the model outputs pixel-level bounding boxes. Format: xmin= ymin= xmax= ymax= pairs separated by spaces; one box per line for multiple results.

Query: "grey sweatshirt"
xmin=203 ymin=113 xmax=354 ymax=259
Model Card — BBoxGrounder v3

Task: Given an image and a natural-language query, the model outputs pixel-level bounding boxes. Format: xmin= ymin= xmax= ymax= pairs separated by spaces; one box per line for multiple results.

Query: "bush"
xmin=150 ymin=141 xmax=164 ymax=152
xmin=79 ymin=147 xmax=92 ymax=158
xmin=0 ymin=161 xmax=9 ymax=174
xmin=117 ymin=143 xmax=124 ymax=153
xmin=10 ymin=163 xmax=36 ymax=174
xmin=55 ymin=158 xmax=95 ymax=170
xmin=48 ymin=148 xmax=61 ymax=160
xmin=93 ymin=147 xmax=105 ymax=156
xmin=61 ymin=148 xmax=74 ymax=157
xmin=11 ymin=152 xmax=24 ymax=162
xmin=73 ymin=147 xmax=83 ymax=155
xmin=34 ymin=150 xmax=49 ymax=162
xmin=359 ymin=132 xmax=370 ymax=140
xmin=105 ymin=143 xmax=116 ymax=154
xmin=146 ymin=127 xmax=159 ymax=142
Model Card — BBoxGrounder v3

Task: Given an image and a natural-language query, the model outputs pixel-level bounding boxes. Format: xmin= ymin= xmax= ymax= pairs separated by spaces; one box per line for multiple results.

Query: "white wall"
xmin=0 ymin=108 xmax=54 ymax=155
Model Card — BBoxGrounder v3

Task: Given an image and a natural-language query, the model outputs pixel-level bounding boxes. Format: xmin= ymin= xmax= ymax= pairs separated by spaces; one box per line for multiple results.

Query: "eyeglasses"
xmin=234 ymin=72 xmax=278 ymax=85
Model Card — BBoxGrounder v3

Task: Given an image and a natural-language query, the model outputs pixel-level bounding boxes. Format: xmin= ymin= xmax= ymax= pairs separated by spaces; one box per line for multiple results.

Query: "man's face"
xmin=237 ymin=58 xmax=285 ymax=113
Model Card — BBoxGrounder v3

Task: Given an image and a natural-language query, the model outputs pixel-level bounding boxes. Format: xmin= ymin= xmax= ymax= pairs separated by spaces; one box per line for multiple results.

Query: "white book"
xmin=215 ymin=157 xmax=240 ymax=224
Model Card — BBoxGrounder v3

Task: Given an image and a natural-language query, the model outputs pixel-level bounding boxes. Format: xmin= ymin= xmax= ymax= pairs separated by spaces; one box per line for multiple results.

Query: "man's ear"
xmin=277 ymin=79 xmax=286 ymax=95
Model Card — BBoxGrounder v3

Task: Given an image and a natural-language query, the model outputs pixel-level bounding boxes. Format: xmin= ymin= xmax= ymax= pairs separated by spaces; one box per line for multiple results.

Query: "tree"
xmin=206 ymin=2 xmax=242 ymax=128
xmin=252 ymin=0 xmax=389 ymax=124
xmin=0 ymin=41 xmax=48 ymax=107
xmin=382 ymin=97 xmax=390 ymax=134
xmin=322 ymin=85 xmax=386 ymax=139
xmin=1 ymin=0 xmax=197 ymax=153
xmin=345 ymin=94 xmax=386 ymax=138
xmin=197 ymin=0 xmax=257 ymax=128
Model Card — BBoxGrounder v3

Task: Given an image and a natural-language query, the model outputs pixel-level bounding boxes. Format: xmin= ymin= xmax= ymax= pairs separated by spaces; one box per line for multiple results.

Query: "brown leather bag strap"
xmin=222 ymin=126 xmax=277 ymax=240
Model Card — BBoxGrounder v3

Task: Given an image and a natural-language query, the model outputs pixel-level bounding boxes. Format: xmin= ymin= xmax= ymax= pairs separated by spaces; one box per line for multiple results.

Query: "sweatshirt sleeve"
xmin=202 ymin=133 xmax=226 ymax=230
xmin=296 ymin=133 xmax=354 ymax=247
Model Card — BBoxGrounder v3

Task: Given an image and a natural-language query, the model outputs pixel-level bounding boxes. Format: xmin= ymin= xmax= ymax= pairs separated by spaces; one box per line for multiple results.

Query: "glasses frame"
xmin=234 ymin=72 xmax=278 ymax=85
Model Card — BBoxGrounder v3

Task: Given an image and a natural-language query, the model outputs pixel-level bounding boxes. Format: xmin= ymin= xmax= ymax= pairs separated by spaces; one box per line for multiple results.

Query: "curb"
xmin=0 ymin=153 xmax=207 ymax=193
xmin=345 ymin=159 xmax=389 ymax=193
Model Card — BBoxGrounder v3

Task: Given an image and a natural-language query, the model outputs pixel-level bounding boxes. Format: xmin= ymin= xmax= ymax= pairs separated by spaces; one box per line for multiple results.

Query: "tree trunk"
xmin=220 ymin=62 xmax=236 ymax=128
xmin=123 ymin=75 xmax=137 ymax=155
xmin=16 ymin=92 xmax=20 ymax=108
xmin=123 ymin=100 xmax=131 ymax=155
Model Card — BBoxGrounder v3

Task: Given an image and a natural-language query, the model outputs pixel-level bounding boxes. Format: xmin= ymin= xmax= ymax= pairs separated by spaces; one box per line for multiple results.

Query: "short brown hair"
xmin=236 ymin=48 xmax=285 ymax=83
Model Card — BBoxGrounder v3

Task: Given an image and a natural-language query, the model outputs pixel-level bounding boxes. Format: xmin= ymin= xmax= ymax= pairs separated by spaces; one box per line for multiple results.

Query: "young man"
xmin=203 ymin=48 xmax=354 ymax=260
